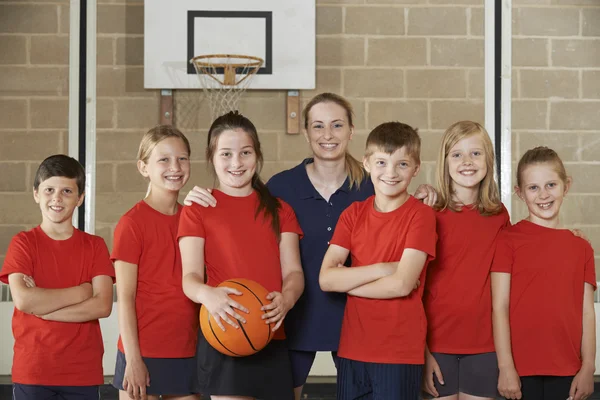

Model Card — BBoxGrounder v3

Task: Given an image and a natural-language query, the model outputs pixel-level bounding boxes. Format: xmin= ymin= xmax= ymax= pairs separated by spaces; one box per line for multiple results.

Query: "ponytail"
xmin=252 ymin=175 xmax=281 ymax=241
xmin=345 ymin=152 xmax=365 ymax=190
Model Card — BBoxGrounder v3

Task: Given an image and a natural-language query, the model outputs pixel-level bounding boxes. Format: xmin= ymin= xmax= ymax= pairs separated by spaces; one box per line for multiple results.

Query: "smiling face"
xmin=516 ymin=162 xmax=570 ymax=228
xmin=34 ymin=176 xmax=84 ymax=226
xmin=304 ymin=101 xmax=353 ymax=163
xmin=211 ymin=128 xmax=258 ymax=196
xmin=138 ymin=136 xmax=191 ymax=194
xmin=363 ymin=145 xmax=420 ymax=204
xmin=446 ymin=133 xmax=488 ymax=202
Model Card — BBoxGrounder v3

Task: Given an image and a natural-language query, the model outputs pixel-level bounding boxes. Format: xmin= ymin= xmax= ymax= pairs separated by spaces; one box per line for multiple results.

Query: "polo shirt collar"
xmin=296 ymin=158 xmax=351 ymax=200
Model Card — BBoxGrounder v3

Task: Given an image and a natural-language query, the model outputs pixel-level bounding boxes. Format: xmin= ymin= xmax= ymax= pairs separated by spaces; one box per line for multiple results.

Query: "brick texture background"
xmin=0 ymin=0 xmax=599 ymax=272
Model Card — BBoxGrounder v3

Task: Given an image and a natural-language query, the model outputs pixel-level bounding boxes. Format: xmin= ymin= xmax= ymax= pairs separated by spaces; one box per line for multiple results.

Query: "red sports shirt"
xmin=177 ymin=190 xmax=303 ymax=340
xmin=424 ymin=205 xmax=510 ymax=354
xmin=331 ymin=195 xmax=437 ymax=364
xmin=112 ymin=200 xmax=199 ymax=358
xmin=0 ymin=226 xmax=114 ymax=386
xmin=491 ymin=220 xmax=596 ymax=376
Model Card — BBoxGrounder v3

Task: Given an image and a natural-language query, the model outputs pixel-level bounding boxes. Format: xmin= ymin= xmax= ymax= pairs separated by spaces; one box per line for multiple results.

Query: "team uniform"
xmin=177 ymin=189 xmax=303 ymax=400
xmin=330 ymin=195 xmax=437 ymax=400
xmin=267 ymin=158 xmax=374 ymax=387
xmin=111 ymin=200 xmax=199 ymax=396
xmin=0 ymin=227 xmax=114 ymax=400
xmin=423 ymin=205 xmax=510 ymax=398
xmin=491 ymin=220 xmax=596 ymax=400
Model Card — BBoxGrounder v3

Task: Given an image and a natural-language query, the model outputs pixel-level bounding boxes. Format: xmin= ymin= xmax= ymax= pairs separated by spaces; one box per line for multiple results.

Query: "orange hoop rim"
xmin=190 ymin=54 xmax=264 ymax=69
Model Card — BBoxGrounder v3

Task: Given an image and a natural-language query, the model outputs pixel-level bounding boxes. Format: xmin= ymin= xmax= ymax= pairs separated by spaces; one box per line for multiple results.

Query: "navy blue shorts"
xmin=12 ymin=383 xmax=99 ymax=400
xmin=289 ymin=350 xmax=340 ymax=388
xmin=337 ymin=357 xmax=423 ymax=400
xmin=112 ymin=350 xmax=198 ymax=396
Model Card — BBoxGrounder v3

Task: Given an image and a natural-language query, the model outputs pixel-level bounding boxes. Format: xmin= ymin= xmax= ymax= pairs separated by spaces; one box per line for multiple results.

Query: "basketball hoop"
xmin=190 ymin=54 xmax=264 ymax=121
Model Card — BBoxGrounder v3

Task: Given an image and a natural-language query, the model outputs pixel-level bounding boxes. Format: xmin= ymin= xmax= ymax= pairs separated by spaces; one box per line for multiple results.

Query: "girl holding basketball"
xmin=422 ymin=121 xmax=510 ymax=400
xmin=491 ymin=147 xmax=595 ymax=400
xmin=178 ymin=111 xmax=304 ymax=400
xmin=112 ymin=126 xmax=200 ymax=400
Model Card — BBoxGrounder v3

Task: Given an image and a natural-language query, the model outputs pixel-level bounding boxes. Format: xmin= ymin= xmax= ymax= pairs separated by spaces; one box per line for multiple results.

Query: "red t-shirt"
xmin=177 ymin=190 xmax=303 ymax=341
xmin=112 ymin=200 xmax=199 ymax=358
xmin=491 ymin=220 xmax=596 ymax=376
xmin=424 ymin=205 xmax=510 ymax=354
xmin=0 ymin=226 xmax=114 ymax=386
xmin=331 ymin=195 xmax=437 ymax=364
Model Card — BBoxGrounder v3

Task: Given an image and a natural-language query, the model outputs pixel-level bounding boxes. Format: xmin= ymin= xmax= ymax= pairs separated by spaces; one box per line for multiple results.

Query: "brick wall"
xmin=1 ymin=0 xmax=599 ymax=271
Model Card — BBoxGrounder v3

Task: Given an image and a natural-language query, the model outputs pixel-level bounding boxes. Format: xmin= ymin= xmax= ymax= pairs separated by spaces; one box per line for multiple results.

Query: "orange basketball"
xmin=199 ymin=278 xmax=274 ymax=357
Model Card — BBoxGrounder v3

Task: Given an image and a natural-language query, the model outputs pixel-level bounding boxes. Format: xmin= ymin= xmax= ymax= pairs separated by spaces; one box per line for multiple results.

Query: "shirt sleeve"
xmin=278 ymin=200 xmax=303 ymax=239
xmin=111 ymin=215 xmax=143 ymax=265
xmin=583 ymin=242 xmax=597 ymax=290
xmin=329 ymin=203 xmax=357 ymax=251
xmin=0 ymin=232 xmax=32 ymax=284
xmin=491 ymin=230 xmax=514 ymax=273
xmin=177 ymin=204 xmax=206 ymax=240
xmin=92 ymin=237 xmax=116 ymax=282
xmin=405 ymin=205 xmax=437 ymax=261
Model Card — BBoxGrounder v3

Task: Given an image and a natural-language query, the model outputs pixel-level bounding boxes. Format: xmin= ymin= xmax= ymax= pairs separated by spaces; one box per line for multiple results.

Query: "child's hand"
xmin=422 ymin=351 xmax=444 ymax=397
xmin=183 ymin=186 xmax=217 ymax=207
xmin=122 ymin=357 xmax=150 ymax=400
xmin=261 ymin=291 xmax=291 ymax=331
xmin=498 ymin=367 xmax=522 ymax=399
xmin=22 ymin=275 xmax=36 ymax=288
xmin=414 ymin=184 xmax=438 ymax=207
xmin=203 ymin=286 xmax=249 ymax=331
xmin=568 ymin=366 xmax=594 ymax=400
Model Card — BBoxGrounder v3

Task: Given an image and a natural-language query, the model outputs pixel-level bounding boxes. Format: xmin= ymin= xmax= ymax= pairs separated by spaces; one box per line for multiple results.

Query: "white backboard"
xmin=144 ymin=0 xmax=316 ymax=90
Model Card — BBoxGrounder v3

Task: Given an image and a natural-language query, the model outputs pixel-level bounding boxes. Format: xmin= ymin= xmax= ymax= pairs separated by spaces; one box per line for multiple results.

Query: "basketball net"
xmin=190 ymin=54 xmax=264 ymax=122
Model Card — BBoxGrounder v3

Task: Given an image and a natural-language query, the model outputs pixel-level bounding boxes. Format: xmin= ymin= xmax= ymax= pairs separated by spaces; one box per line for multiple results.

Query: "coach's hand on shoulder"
xmin=122 ymin=357 xmax=150 ymax=400
xmin=569 ymin=365 xmax=594 ymax=400
xmin=414 ymin=184 xmax=438 ymax=207
xmin=571 ymin=229 xmax=591 ymax=244
xmin=183 ymin=186 xmax=217 ymax=207
xmin=498 ymin=366 xmax=522 ymax=400
xmin=204 ymin=286 xmax=249 ymax=331
xmin=261 ymin=291 xmax=290 ymax=331
xmin=422 ymin=350 xmax=443 ymax=397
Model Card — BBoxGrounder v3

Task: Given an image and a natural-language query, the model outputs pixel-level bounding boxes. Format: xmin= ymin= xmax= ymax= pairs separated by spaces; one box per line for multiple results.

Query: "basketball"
xmin=199 ymin=278 xmax=274 ymax=357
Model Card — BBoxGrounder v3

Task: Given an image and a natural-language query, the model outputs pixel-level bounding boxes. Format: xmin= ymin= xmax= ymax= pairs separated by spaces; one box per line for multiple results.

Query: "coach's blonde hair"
xmin=137 ymin=125 xmax=191 ymax=197
xmin=435 ymin=121 xmax=502 ymax=216
xmin=303 ymin=93 xmax=365 ymax=189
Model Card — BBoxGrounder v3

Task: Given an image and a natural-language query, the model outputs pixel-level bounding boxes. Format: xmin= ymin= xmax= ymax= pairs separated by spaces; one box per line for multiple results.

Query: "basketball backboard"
xmin=144 ymin=0 xmax=316 ymax=90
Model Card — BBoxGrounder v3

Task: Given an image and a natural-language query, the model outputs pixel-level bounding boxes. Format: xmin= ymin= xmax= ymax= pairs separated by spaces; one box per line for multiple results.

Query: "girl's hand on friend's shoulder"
xmin=414 ymin=184 xmax=438 ymax=207
xmin=569 ymin=366 xmax=594 ymax=400
xmin=261 ymin=291 xmax=291 ymax=331
xmin=183 ymin=186 xmax=217 ymax=207
xmin=571 ymin=229 xmax=591 ymax=244
xmin=498 ymin=366 xmax=522 ymax=400
xmin=202 ymin=286 xmax=249 ymax=331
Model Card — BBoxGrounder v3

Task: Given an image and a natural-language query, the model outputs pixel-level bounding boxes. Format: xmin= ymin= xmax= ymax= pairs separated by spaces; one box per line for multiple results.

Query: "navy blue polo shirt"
xmin=267 ymin=158 xmax=374 ymax=351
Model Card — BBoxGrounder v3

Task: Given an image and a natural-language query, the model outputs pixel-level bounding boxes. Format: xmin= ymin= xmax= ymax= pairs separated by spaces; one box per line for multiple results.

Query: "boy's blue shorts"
xmin=337 ymin=357 xmax=423 ymax=400
xmin=12 ymin=383 xmax=100 ymax=400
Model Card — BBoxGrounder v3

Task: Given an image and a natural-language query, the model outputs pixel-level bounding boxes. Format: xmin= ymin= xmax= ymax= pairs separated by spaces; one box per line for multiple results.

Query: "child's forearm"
xmin=182 ymin=272 xmax=213 ymax=304
xmin=281 ymin=270 xmax=304 ymax=308
xmin=15 ymin=285 xmax=91 ymax=316
xmin=319 ymin=262 xmax=396 ymax=293
xmin=580 ymin=284 xmax=596 ymax=372
xmin=347 ymin=274 xmax=415 ymax=299
xmin=41 ymin=292 xmax=112 ymax=322
xmin=493 ymin=303 xmax=517 ymax=371
xmin=118 ymin=294 xmax=143 ymax=361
